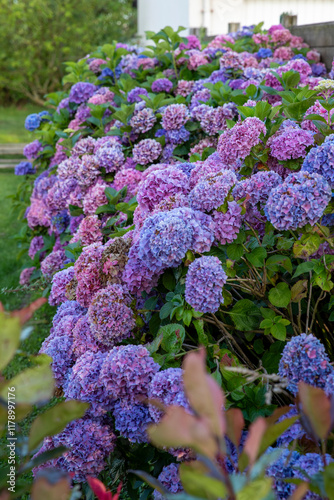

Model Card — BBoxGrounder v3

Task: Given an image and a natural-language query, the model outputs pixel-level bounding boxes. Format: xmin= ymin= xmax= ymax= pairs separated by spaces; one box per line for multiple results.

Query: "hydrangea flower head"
xmin=302 ymin=135 xmax=334 ymax=188
xmin=69 ymin=82 xmax=96 ymax=104
xmin=15 ymin=161 xmax=36 ymax=176
xmin=278 ymin=333 xmax=333 ymax=394
xmin=127 ymin=87 xmax=149 ymax=103
xmin=137 ymin=166 xmax=189 ymax=211
xmin=185 ymin=256 xmax=227 ymax=313
xmin=213 ymin=201 xmax=242 ymax=244
xmin=149 ymin=368 xmax=190 ymax=422
xmin=113 ymin=400 xmax=153 ymax=443
xmin=151 ymin=78 xmax=173 ymax=93
xmin=154 ymin=464 xmax=183 ymax=499
xmin=100 ymin=344 xmax=160 ymax=401
xmin=265 ymin=171 xmax=331 ymax=230
xmin=23 ymin=140 xmax=43 ymax=160
xmin=88 ymin=284 xmax=135 ymax=347
xmin=267 ymin=126 xmax=314 ymax=161
xmin=49 ymin=267 xmax=75 ymax=306
xmin=161 ymin=104 xmax=190 ymax=130
xmin=133 ymin=139 xmax=162 ymax=165
xmin=217 ymin=117 xmax=266 ymax=167
xmin=19 ymin=267 xmax=35 ymax=285
xmin=25 ymin=113 xmax=41 ymax=131
xmin=96 ymin=144 xmax=125 ymax=173
xmin=189 ymin=170 xmax=237 ymax=212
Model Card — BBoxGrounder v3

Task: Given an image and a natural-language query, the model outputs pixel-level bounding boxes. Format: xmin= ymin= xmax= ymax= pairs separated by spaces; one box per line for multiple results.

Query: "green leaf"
xmin=159 ymin=302 xmax=174 ymax=320
xmin=324 ymin=463 xmax=334 ymax=500
xmin=0 ymin=315 xmax=21 ymax=371
xmin=246 ymin=247 xmax=267 ymax=268
xmin=260 ymin=308 xmax=276 ymax=320
xmin=270 ymin=322 xmax=286 ymax=341
xmin=266 ymin=255 xmax=292 ymax=274
xmin=229 ymin=299 xmax=261 ymax=331
xmin=1 ymin=355 xmax=54 ymax=405
xmin=260 ymin=319 xmax=273 ymax=329
xmin=268 ymin=282 xmax=291 ymax=308
xmin=193 ymin=319 xmax=208 ymax=346
xmin=293 ymin=233 xmax=320 ymax=258
xmin=160 ymin=324 xmax=185 ymax=353
xmin=183 ymin=310 xmax=192 ymax=327
xmin=237 ymin=477 xmax=272 ymax=500
xmin=29 ymin=401 xmax=89 ymax=451
xmin=68 ymin=204 xmax=83 ymax=216
xmin=226 ymin=244 xmax=244 ymax=261
xmin=293 ymin=261 xmax=316 ymax=278
xmin=162 ymin=271 xmax=176 ymax=291
xmin=180 ymin=463 xmax=227 ymax=499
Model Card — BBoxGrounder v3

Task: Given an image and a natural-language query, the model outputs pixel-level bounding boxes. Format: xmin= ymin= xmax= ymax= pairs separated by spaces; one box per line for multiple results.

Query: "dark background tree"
xmin=0 ymin=0 xmax=137 ymax=105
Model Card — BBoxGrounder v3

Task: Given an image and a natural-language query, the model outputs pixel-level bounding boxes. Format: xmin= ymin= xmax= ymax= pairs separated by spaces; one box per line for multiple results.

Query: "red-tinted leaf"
xmin=183 ymin=348 xmax=225 ymax=438
xmin=11 ymin=298 xmax=47 ymax=325
xmin=297 ymin=382 xmax=332 ymax=440
xmin=243 ymin=417 xmax=267 ymax=466
xmin=147 ymin=405 xmax=219 ymax=458
xmin=225 ymin=408 xmax=244 ymax=447
xmin=87 ymin=477 xmax=112 ymax=500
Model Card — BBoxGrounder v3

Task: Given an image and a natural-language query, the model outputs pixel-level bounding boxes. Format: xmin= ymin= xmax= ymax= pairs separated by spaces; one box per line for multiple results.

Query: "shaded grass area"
xmin=0 ymin=105 xmax=44 ymax=143
xmin=0 ymin=169 xmax=56 ymax=498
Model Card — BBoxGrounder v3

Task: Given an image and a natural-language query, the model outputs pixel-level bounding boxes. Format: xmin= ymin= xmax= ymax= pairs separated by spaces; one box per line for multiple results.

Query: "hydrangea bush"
xmin=11 ymin=22 xmax=334 ymax=498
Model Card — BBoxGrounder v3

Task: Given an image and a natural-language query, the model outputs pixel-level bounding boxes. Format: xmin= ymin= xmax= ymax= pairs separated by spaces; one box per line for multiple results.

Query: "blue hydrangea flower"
xmin=51 ymin=210 xmax=70 ymax=234
xmin=154 ymin=464 xmax=183 ymax=499
xmin=278 ymin=333 xmax=333 ymax=395
xmin=98 ymin=67 xmax=115 ymax=82
xmin=25 ymin=113 xmax=41 ymax=131
xmin=113 ymin=400 xmax=152 ymax=443
xmin=256 ymin=48 xmax=273 ymax=59
xmin=265 ymin=171 xmax=332 ymax=230
xmin=185 ymin=256 xmax=227 ymax=313
xmin=14 ymin=161 xmax=36 ymax=175
xmin=39 ymin=110 xmax=52 ymax=122
xmin=127 ymin=87 xmax=149 ymax=103
xmin=165 ymin=126 xmax=190 ymax=144
xmin=302 ymin=135 xmax=334 ymax=188
xmin=266 ymin=447 xmax=300 ymax=499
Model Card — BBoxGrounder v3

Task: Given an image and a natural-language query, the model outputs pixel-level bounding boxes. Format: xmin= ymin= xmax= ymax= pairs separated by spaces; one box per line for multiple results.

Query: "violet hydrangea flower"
xmin=88 ymin=284 xmax=135 ymax=347
xmin=265 ymin=171 xmax=331 ymax=230
xmin=151 ymin=78 xmax=173 ymax=93
xmin=185 ymin=256 xmax=227 ymax=313
xmin=69 ymin=82 xmax=96 ymax=104
xmin=278 ymin=333 xmax=333 ymax=395
xmin=161 ymin=104 xmax=190 ymax=130
xmin=148 ymin=368 xmax=190 ymax=422
xmin=113 ymin=400 xmax=153 ymax=443
xmin=153 ymin=464 xmax=183 ymax=499
xmin=213 ymin=201 xmax=242 ymax=244
xmin=49 ymin=267 xmax=75 ymax=306
xmin=133 ymin=139 xmax=162 ymax=165
xmin=189 ymin=170 xmax=237 ymax=212
xmin=302 ymin=135 xmax=334 ymax=188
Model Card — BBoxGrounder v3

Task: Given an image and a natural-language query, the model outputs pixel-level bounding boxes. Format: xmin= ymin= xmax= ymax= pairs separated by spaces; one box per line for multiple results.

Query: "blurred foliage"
xmin=0 ymin=0 xmax=137 ymax=105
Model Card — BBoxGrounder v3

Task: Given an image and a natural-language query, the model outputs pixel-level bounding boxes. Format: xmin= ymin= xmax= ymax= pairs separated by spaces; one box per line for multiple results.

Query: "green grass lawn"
xmin=0 ymin=169 xmax=30 ymax=309
xmin=0 ymin=105 xmax=44 ymax=143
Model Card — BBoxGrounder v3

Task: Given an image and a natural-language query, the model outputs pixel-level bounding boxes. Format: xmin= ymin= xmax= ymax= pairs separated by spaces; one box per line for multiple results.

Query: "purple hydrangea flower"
xmin=130 ymin=107 xmax=157 ymax=133
xmin=189 ymin=170 xmax=237 ymax=212
xmin=64 ymin=350 xmax=110 ymax=413
xmin=49 ymin=267 xmax=75 ymax=306
xmin=213 ymin=201 xmax=242 ymax=244
xmin=233 ymin=171 xmax=282 ymax=208
xmin=137 ymin=166 xmax=189 ymax=211
xmin=73 ymin=215 xmax=102 ymax=246
xmin=88 ymin=284 xmax=135 ymax=347
xmin=96 ymin=144 xmax=125 ymax=173
xmin=100 ymin=345 xmax=160 ymax=401
xmin=74 ymin=243 xmax=103 ymax=307
xmin=137 ymin=207 xmax=214 ymax=271
xmin=127 ymin=87 xmax=149 ymax=103
xmin=23 ymin=140 xmax=43 ymax=160
xmin=276 ymin=405 xmax=306 ymax=447
xmin=148 ymin=368 xmax=190 ymax=422
xmin=52 ymin=301 xmax=86 ymax=329
xmin=161 ymin=104 xmax=190 ymax=130
xmin=267 ymin=126 xmax=314 ymax=161
xmin=185 ymin=256 xmax=227 ymax=313
xmin=265 ymin=171 xmax=332 ymax=230
xmin=133 ymin=139 xmax=162 ymax=165
xmin=278 ymin=333 xmax=333 ymax=395
xmin=69 ymin=82 xmax=96 ymax=104
xmin=113 ymin=400 xmax=153 ymax=443
xmin=51 ymin=210 xmax=70 ymax=234
xmin=52 ymin=418 xmax=116 ymax=482
xmin=266 ymin=448 xmax=300 ymax=499
xmin=302 ymin=135 xmax=334 ymax=188
xmin=28 ymin=236 xmax=44 ymax=260
xmin=72 ymin=137 xmax=96 ymax=157
xmin=153 ymin=464 xmax=183 ymax=499
xmin=151 ymin=78 xmax=173 ymax=93
xmin=217 ymin=117 xmax=266 ymax=167
xmin=41 ymin=250 xmax=66 ymax=279
xmin=15 ymin=161 xmax=36 ymax=175
xmin=165 ymin=126 xmax=190 ymax=144
xmin=19 ymin=267 xmax=35 ymax=285
xmin=71 ymin=315 xmax=108 ymax=359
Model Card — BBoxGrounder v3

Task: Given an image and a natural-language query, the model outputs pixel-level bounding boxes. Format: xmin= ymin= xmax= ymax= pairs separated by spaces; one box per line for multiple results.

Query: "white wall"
xmin=138 ymin=0 xmax=334 ymax=40
xmin=138 ymin=0 xmax=190 ymax=43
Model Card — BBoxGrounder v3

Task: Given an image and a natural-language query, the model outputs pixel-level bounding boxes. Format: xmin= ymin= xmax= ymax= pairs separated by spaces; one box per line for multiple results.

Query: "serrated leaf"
xmin=246 ymin=247 xmax=267 ymax=267
xmin=160 ymin=324 xmax=185 ymax=353
xmin=229 ymin=299 xmax=261 ymax=331
xmin=268 ymin=282 xmax=291 ymax=308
